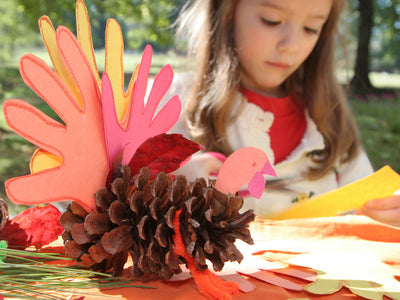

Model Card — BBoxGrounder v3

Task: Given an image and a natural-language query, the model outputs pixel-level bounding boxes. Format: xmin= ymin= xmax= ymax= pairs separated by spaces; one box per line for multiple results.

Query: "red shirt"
xmin=241 ymin=88 xmax=306 ymax=164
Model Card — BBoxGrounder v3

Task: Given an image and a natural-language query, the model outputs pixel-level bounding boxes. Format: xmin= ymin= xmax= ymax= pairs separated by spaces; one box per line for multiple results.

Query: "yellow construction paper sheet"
xmin=270 ymin=166 xmax=400 ymax=220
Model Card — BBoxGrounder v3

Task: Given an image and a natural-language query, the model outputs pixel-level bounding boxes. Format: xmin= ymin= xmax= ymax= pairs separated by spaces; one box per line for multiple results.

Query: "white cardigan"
xmin=158 ymin=73 xmax=374 ymax=218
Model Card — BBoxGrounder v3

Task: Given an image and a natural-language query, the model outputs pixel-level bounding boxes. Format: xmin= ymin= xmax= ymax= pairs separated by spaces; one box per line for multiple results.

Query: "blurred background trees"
xmin=1 ymin=0 xmax=186 ymax=56
xmin=0 ymin=0 xmax=399 ymax=95
xmin=349 ymin=0 xmax=400 ymax=93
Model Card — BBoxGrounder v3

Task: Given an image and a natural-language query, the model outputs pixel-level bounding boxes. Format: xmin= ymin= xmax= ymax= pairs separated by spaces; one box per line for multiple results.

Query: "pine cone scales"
xmin=0 ymin=198 xmax=9 ymax=232
xmin=180 ymin=180 xmax=255 ymax=271
xmin=61 ymin=165 xmax=255 ymax=279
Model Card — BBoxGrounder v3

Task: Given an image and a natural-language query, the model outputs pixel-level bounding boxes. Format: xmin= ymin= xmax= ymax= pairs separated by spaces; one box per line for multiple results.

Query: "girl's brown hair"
xmin=178 ymin=0 xmax=360 ymax=179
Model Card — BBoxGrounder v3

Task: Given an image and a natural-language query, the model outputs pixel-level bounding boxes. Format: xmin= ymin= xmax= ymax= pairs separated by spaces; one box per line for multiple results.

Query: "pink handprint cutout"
xmin=3 ymin=26 xmax=108 ymax=213
xmin=101 ymin=45 xmax=181 ymax=166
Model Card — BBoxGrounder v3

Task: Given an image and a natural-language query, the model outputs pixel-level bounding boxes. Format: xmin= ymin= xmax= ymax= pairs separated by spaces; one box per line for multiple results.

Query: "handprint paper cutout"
xmin=39 ymin=0 xmax=138 ymax=124
xmin=4 ymin=26 xmax=108 ymax=213
xmin=102 ymin=45 xmax=181 ymax=166
xmin=33 ymin=0 xmax=138 ymax=173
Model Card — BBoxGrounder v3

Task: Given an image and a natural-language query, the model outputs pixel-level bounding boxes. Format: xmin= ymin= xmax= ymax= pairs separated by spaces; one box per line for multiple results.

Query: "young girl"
xmin=162 ymin=0 xmax=400 ymax=226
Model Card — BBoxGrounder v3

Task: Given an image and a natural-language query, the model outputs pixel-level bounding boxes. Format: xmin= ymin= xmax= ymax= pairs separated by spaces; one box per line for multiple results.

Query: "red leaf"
xmin=0 ymin=204 xmax=63 ymax=249
xmin=129 ymin=133 xmax=202 ymax=178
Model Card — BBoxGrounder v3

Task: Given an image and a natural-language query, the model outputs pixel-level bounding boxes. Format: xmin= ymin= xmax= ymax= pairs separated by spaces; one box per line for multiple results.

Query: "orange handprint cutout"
xmin=3 ymin=26 xmax=108 ymax=213
xmin=102 ymin=45 xmax=181 ymax=166
xmin=33 ymin=0 xmax=137 ymax=173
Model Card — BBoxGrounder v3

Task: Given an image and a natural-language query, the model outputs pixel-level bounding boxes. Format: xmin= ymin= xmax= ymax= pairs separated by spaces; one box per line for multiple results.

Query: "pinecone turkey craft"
xmin=2 ymin=1 xmax=276 ymax=299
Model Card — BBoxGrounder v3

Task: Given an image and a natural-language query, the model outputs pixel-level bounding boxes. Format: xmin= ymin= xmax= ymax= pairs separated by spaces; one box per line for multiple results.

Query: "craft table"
xmin=68 ymin=216 xmax=400 ymax=300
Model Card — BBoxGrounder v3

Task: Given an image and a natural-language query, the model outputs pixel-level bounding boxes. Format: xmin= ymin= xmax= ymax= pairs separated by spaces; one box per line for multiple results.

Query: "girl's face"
xmin=234 ymin=0 xmax=333 ymax=97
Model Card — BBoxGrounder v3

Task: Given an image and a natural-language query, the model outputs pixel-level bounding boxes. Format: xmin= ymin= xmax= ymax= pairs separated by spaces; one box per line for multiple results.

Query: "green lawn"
xmin=1 ymin=52 xmax=399 ymax=216
xmin=350 ymin=97 xmax=400 ymax=172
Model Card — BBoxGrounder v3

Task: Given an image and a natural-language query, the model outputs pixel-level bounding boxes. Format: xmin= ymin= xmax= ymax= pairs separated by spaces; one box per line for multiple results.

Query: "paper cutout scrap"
xmin=289 ymin=250 xmax=400 ymax=300
xmin=4 ymin=27 xmax=108 ymax=213
xmin=271 ymin=165 xmax=400 ymax=219
xmin=215 ymin=147 xmax=276 ymax=197
xmin=269 ymin=266 xmax=317 ymax=283
xmin=239 ymin=270 xmax=304 ymax=291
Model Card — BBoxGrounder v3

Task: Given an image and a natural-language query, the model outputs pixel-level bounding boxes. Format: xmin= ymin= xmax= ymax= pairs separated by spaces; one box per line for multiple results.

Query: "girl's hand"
xmin=173 ymin=152 xmax=225 ymax=182
xmin=359 ymin=195 xmax=400 ymax=227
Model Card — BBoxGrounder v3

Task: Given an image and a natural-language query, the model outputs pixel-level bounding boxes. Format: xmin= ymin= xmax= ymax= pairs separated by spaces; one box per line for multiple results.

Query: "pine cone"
xmin=179 ymin=179 xmax=255 ymax=271
xmin=0 ymin=198 xmax=9 ymax=232
xmin=60 ymin=165 xmax=255 ymax=279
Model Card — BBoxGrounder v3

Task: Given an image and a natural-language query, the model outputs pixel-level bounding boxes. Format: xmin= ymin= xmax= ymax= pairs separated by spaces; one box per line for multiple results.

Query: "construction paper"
xmin=105 ymin=18 xmax=138 ymax=125
xmin=30 ymin=148 xmax=63 ymax=173
xmin=215 ymin=147 xmax=276 ymax=196
xmin=36 ymin=0 xmax=100 ymax=174
xmin=248 ymin=172 xmax=266 ymax=199
xmin=269 ymin=267 xmax=317 ymax=282
xmin=238 ymin=270 xmax=304 ymax=291
xmin=39 ymin=16 xmax=83 ymax=107
xmin=35 ymin=0 xmax=143 ymax=174
xmin=271 ymin=165 xmax=400 ymax=219
xmin=75 ymin=0 xmax=100 ymax=88
xmin=102 ymin=45 xmax=181 ymax=166
xmin=4 ymin=27 xmax=107 ymax=213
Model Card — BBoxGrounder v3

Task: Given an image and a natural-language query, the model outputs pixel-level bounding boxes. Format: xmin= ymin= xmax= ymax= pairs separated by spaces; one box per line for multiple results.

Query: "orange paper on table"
xmin=65 ymin=216 xmax=400 ymax=300
xmin=271 ymin=165 xmax=400 ymax=220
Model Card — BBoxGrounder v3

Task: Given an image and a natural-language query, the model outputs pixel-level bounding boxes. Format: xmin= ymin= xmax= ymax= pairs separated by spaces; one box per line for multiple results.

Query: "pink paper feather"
xmin=102 ymin=45 xmax=181 ymax=166
xmin=248 ymin=172 xmax=266 ymax=199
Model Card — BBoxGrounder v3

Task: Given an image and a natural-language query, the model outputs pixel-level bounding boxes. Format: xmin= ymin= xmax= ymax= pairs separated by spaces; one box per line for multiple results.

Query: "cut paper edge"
xmin=105 ymin=18 xmax=138 ymax=124
xmin=248 ymin=172 xmax=265 ymax=199
xmin=39 ymin=16 xmax=83 ymax=107
xmin=261 ymin=160 xmax=277 ymax=177
xmin=269 ymin=267 xmax=318 ymax=283
xmin=30 ymin=148 xmax=63 ymax=174
xmin=76 ymin=0 xmax=100 ymax=88
xmin=238 ymin=270 xmax=304 ymax=291
xmin=270 ymin=165 xmax=400 ymax=219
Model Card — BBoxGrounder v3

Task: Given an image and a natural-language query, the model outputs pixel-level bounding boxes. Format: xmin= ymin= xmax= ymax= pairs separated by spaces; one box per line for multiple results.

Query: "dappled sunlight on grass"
xmin=350 ymin=97 xmax=400 ymax=173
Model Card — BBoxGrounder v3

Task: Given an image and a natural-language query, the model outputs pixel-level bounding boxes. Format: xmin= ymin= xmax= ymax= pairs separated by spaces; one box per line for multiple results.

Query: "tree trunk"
xmin=350 ymin=0 xmax=374 ymax=93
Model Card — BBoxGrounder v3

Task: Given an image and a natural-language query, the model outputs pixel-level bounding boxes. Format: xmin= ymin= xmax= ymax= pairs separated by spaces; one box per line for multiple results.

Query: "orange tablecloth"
xmin=70 ymin=215 xmax=400 ymax=300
